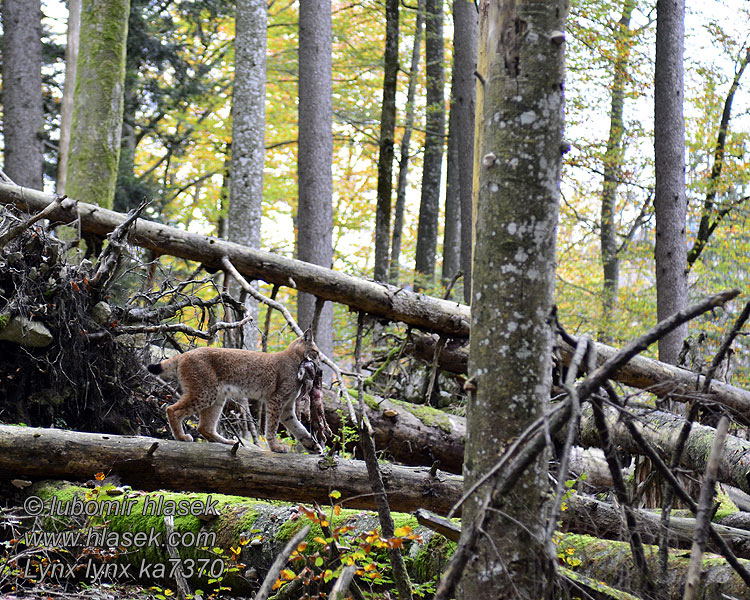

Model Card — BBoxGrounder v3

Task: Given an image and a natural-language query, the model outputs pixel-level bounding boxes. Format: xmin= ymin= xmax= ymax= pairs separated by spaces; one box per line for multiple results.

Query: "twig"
xmin=88 ymin=313 xmax=253 ymax=342
xmin=578 ymin=289 xmax=740 ymax=399
xmin=414 ymin=508 xmax=460 ymax=542
xmin=588 ymin=352 xmax=652 ymax=595
xmin=354 ymin=312 xmax=413 ymax=600
xmin=163 ymin=515 xmax=195 ymax=600
xmin=0 ymin=194 xmax=75 ymax=247
xmin=683 ymin=416 xmax=729 ymax=600
xmin=254 ymin=525 xmax=310 ymax=600
xmin=544 ymin=335 xmax=588 ymax=563
xmin=0 ymin=168 xmax=16 ymax=184
xmin=423 ymin=335 xmax=446 ymax=405
xmin=330 ymin=566 xmax=357 ymax=600
xmin=703 ymin=300 xmax=750 ymax=391
xmin=602 ymin=382 xmax=750 ymax=588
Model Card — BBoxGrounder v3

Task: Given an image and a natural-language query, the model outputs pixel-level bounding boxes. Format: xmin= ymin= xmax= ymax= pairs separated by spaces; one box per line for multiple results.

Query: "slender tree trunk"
xmin=654 ymin=0 xmax=687 ymax=365
xmin=297 ymin=0 xmax=334 ymax=364
xmin=414 ymin=0 xmax=445 ymax=290
xmin=453 ymin=0 xmax=478 ymax=304
xmin=66 ymin=0 xmax=130 ymax=210
xmin=374 ymin=0 xmax=400 ymax=283
xmin=228 ymin=0 xmax=267 ymax=349
xmin=57 ymin=0 xmax=82 ymax=195
xmin=390 ymin=0 xmax=424 ymax=285
xmin=2 ymin=0 xmax=44 ymax=189
xmin=458 ymin=0 xmax=567 ymax=597
xmin=442 ymin=93 xmax=461 ymax=285
xmin=600 ymin=0 xmax=635 ymax=342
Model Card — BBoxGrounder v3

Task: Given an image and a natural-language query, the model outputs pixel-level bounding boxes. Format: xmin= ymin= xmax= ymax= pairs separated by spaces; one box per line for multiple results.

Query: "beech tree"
xmin=654 ymin=0 xmax=688 ymax=365
xmin=297 ymin=0 xmax=334 ymax=361
xmin=228 ymin=0 xmax=267 ymax=347
xmin=457 ymin=0 xmax=567 ymax=597
xmin=414 ymin=0 xmax=445 ymax=289
xmin=1 ymin=0 xmax=44 ymax=189
xmin=373 ymin=0 xmax=399 ymax=283
xmin=66 ymin=0 xmax=130 ymax=209
xmin=56 ymin=0 xmax=81 ymax=195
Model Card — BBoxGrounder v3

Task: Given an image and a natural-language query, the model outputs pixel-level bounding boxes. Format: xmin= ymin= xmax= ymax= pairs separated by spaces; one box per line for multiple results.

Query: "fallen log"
xmin=322 ymin=392 xmax=466 ymax=475
xmin=7 ymin=482 xmax=445 ymax=594
xmin=408 ymin=332 xmax=750 ymax=420
xmin=563 ymin=494 xmax=750 ymax=559
xmin=563 ymin=534 xmax=750 ymax=600
xmin=0 ymin=425 xmax=462 ymax=515
xmin=577 ymin=405 xmax=750 ymax=495
xmin=0 ymin=182 xmax=470 ymax=337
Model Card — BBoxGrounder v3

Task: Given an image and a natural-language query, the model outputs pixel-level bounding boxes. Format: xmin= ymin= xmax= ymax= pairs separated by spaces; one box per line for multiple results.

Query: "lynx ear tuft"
xmin=303 ymin=328 xmax=314 ymax=343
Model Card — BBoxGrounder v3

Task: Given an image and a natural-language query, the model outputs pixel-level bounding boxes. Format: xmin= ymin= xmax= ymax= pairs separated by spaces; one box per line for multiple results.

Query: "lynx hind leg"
xmin=197 ymin=400 xmax=234 ymax=445
xmin=281 ymin=399 xmax=323 ymax=454
xmin=166 ymin=397 xmax=195 ymax=442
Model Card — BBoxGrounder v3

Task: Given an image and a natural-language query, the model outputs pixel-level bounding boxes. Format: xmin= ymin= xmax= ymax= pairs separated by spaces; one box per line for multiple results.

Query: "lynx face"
xmin=147 ymin=329 xmax=324 ymax=453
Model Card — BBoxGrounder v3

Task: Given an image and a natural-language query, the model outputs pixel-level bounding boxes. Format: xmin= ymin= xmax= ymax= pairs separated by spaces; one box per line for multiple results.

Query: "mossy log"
xmin=323 ymin=391 xmax=466 ymax=474
xmin=561 ymin=534 xmax=750 ymax=600
xmin=9 ymin=482 xmax=448 ymax=594
xmin=563 ymin=494 xmax=750 ymax=559
xmin=0 ymin=425 xmax=462 ymax=515
xmin=577 ymin=405 xmax=750 ymax=495
xmin=407 ymin=332 xmax=750 ymax=420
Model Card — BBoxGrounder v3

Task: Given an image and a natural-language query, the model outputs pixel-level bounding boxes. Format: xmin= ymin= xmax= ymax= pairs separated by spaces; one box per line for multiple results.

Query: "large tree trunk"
xmin=66 ymin=0 xmax=130 ymax=210
xmin=1 ymin=0 xmax=44 ymax=189
xmin=57 ymin=0 xmax=82 ymax=195
xmin=653 ymin=0 xmax=688 ymax=365
xmin=453 ymin=0 xmax=478 ymax=304
xmin=414 ymin=0 xmax=445 ymax=289
xmin=600 ymin=0 xmax=635 ymax=340
xmin=458 ymin=1 xmax=567 ymax=597
xmin=374 ymin=0 xmax=400 ymax=283
xmin=228 ymin=0 xmax=267 ymax=348
xmin=297 ymin=0 xmax=334 ymax=366
xmin=0 ymin=425 xmax=462 ymax=515
xmin=389 ymin=0 xmax=424 ymax=285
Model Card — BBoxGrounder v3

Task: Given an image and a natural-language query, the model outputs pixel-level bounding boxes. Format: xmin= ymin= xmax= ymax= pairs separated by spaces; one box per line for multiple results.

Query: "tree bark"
xmin=414 ymin=0 xmax=445 ymax=289
xmin=389 ymin=0 xmax=424 ymax=285
xmin=374 ymin=0 xmax=400 ymax=283
xmin=600 ymin=0 xmax=635 ymax=340
xmin=458 ymin=0 xmax=567 ymax=597
xmin=453 ymin=0 xmax=478 ymax=304
xmin=57 ymin=0 xmax=82 ymax=195
xmin=654 ymin=0 xmax=688 ymax=365
xmin=1 ymin=0 xmax=44 ymax=189
xmin=228 ymin=0 xmax=267 ymax=348
xmin=66 ymin=0 xmax=130 ymax=210
xmin=0 ymin=425 xmax=462 ymax=515
xmin=297 ymin=0 xmax=334 ymax=365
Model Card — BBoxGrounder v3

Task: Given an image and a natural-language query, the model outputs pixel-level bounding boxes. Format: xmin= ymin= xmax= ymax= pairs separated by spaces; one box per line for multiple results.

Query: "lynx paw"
xmin=179 ymin=434 xmax=194 ymax=442
xmin=269 ymin=440 xmax=289 ymax=453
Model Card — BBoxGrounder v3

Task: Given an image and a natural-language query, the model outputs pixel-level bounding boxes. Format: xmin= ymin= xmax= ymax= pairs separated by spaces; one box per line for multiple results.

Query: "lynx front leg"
xmin=281 ymin=401 xmax=324 ymax=454
xmin=265 ymin=394 xmax=289 ymax=453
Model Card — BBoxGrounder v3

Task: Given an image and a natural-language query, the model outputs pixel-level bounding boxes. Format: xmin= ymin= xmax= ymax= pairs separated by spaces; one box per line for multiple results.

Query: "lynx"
xmin=147 ymin=330 xmax=323 ymax=453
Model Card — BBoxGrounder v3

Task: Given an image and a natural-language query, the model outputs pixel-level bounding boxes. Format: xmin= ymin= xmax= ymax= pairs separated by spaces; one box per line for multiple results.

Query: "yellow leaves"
xmin=393 ymin=525 xmax=412 ymax=537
